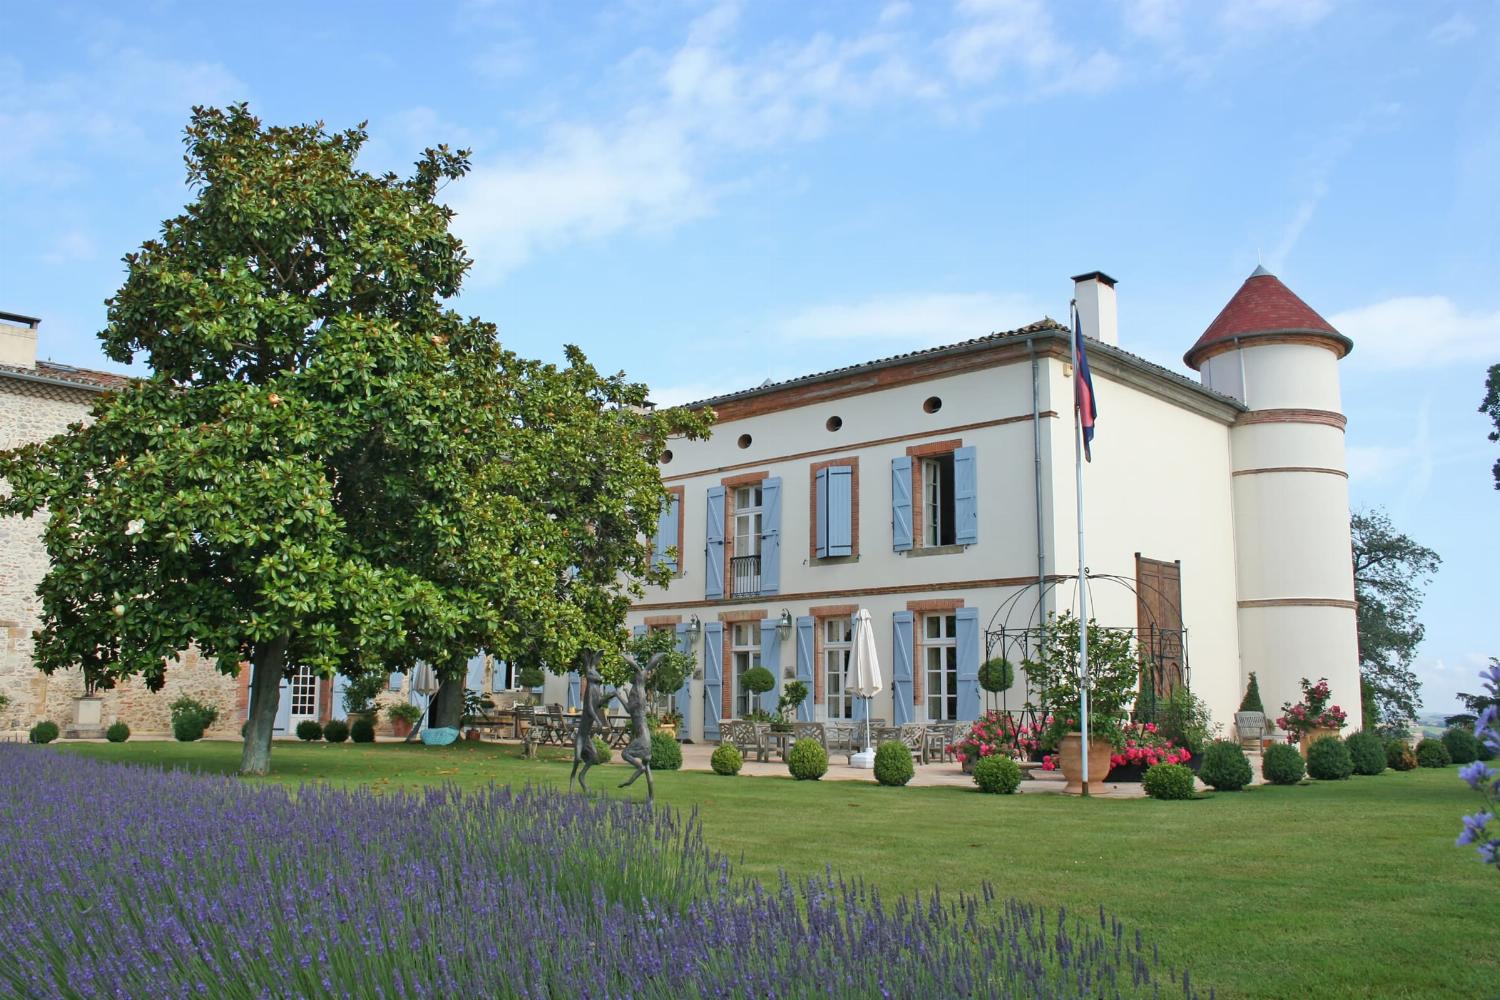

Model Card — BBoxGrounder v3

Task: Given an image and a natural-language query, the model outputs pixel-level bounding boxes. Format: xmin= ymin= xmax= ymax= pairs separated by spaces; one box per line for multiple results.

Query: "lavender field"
xmin=0 ymin=745 xmax=1203 ymax=999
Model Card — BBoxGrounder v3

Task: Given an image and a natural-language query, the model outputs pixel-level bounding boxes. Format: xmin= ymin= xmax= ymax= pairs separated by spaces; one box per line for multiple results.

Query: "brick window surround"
xmin=808 ymin=603 xmax=859 ymax=707
xmin=905 ymin=438 xmax=963 ymax=550
xmin=807 ymin=457 xmax=860 ymax=561
xmin=908 ymin=598 xmax=964 ymax=710
xmin=718 ymin=608 xmax=768 ymax=720
xmin=720 ymin=471 xmax=769 ymax=597
xmin=662 ymin=484 xmax=685 ymax=574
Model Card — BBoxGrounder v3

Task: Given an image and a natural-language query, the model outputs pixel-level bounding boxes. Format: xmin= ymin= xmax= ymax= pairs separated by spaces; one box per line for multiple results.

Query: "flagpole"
xmin=1071 ymin=302 xmax=1091 ymax=797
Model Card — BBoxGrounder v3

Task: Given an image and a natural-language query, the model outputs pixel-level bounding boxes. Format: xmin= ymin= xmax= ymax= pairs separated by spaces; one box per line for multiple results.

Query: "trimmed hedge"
xmin=350 ymin=717 xmax=376 ymax=743
xmin=873 ymin=742 xmax=915 ymax=787
xmin=1262 ymin=743 xmax=1305 ymax=785
xmin=29 ymin=721 xmax=60 ymax=745
xmin=787 ymin=738 xmax=828 ymax=781
xmin=1142 ymin=763 xmax=1197 ymax=800
xmin=322 ymin=720 xmax=350 ymax=744
xmin=172 ymin=717 xmax=206 ymax=742
xmin=1344 ymin=731 xmax=1386 ymax=775
xmin=710 ymin=743 xmax=743 ymax=776
xmin=105 ymin=722 xmax=130 ymax=743
xmin=1306 ymin=736 xmax=1353 ymax=780
xmin=1199 ymin=740 xmax=1252 ymax=791
xmin=592 ymin=737 xmax=613 ymax=765
xmin=296 ymin=720 xmax=324 ymax=742
xmin=1386 ymin=740 xmax=1418 ymax=771
xmin=1415 ymin=738 xmax=1451 ymax=769
xmin=972 ymin=755 xmax=1022 ymax=794
xmin=650 ymin=730 xmax=683 ymax=771
xmin=1441 ymin=727 xmax=1479 ymax=765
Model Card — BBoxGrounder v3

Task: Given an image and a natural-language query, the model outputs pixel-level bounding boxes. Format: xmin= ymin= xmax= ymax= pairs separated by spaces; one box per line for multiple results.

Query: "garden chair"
xmin=824 ymin=723 xmax=858 ymax=765
xmin=896 ymin=724 xmax=926 ymax=761
xmin=921 ymin=723 xmax=956 ymax=764
xmin=872 ymin=725 xmax=902 ymax=748
xmin=722 ymin=720 xmax=770 ymax=763
xmin=791 ymin=722 xmax=826 ymax=748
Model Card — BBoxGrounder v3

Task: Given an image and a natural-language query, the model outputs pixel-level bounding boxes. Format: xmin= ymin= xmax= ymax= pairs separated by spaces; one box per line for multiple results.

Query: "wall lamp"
xmin=777 ymin=608 xmax=794 ymax=641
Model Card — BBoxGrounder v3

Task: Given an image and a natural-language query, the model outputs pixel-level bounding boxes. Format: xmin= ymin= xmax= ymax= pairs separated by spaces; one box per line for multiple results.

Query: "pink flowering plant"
xmin=1109 ymin=721 xmax=1191 ymax=769
xmin=949 ymin=710 xmax=1020 ymax=765
xmin=1274 ymin=677 xmax=1348 ymax=743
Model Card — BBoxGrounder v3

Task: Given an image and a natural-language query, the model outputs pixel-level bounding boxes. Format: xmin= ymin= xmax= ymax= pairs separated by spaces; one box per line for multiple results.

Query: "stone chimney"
xmin=1071 ymin=272 xmax=1118 ymax=346
xmin=0 ymin=311 xmax=40 ymax=369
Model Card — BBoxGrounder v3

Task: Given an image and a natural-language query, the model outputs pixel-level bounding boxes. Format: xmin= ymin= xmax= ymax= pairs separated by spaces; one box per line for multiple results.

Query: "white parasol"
xmin=844 ymin=609 xmax=883 ymax=769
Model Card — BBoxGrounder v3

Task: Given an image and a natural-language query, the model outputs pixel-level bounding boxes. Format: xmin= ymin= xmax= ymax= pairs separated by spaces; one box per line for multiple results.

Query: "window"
xmin=813 ymin=463 xmax=854 ymax=559
xmin=921 ymin=453 xmax=956 ymax=547
xmin=731 ymin=485 xmax=763 ymax=596
xmin=731 ymin=622 xmax=762 ymax=717
xmin=289 ymin=665 xmax=318 ymax=720
xmin=823 ymin=618 xmax=855 ymax=719
xmin=648 ymin=625 xmax=678 ymax=715
xmin=923 ymin=614 xmax=959 ymax=721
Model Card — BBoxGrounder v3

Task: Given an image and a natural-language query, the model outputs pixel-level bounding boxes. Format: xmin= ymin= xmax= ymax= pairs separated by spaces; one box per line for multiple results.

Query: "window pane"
xmin=925 ymin=616 xmax=941 ymax=639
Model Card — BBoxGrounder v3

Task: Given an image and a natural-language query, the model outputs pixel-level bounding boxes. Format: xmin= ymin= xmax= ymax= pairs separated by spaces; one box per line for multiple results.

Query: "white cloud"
xmin=1218 ymin=0 xmax=1335 ymax=33
xmin=775 ymin=291 xmax=1043 ymax=345
xmin=1331 ymin=296 xmax=1500 ymax=369
xmin=944 ymin=0 xmax=1122 ymax=95
xmin=1429 ymin=13 xmax=1476 ymax=44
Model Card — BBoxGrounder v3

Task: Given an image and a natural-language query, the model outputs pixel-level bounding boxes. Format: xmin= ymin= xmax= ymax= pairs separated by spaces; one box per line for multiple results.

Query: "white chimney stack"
xmin=0 ymin=312 xmax=40 ymax=369
xmin=1071 ymin=271 xmax=1118 ymax=346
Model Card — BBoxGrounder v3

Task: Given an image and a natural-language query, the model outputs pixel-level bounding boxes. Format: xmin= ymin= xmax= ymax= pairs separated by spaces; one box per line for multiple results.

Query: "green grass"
xmin=58 ymin=739 xmax=1498 ymax=999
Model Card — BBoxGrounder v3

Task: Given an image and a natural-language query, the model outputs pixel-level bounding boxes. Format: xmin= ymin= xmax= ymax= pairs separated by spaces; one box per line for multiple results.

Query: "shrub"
xmin=29 ymin=721 xmax=60 ymax=745
xmin=710 ymin=743 xmax=743 ymax=776
xmin=1262 ymin=743 xmax=1306 ymax=785
xmin=105 ymin=722 xmax=130 ymax=743
xmin=1158 ymin=687 xmax=1212 ymax=757
xmin=739 ymin=667 xmax=776 ymax=711
xmin=322 ymin=720 xmax=350 ymax=744
xmin=172 ymin=716 xmax=205 ymax=742
xmin=1345 ymin=731 xmax=1386 ymax=775
xmin=592 ymin=737 xmax=613 ymax=764
xmin=296 ymin=720 xmax=324 ymax=742
xmin=1386 ymin=740 xmax=1418 ymax=771
xmin=978 ymin=657 xmax=1015 ymax=694
xmin=516 ymin=664 xmax=546 ymax=690
xmin=350 ymin=717 xmax=376 ymax=743
xmin=1142 ymin=763 xmax=1197 ymax=800
xmin=385 ymin=702 xmax=422 ymax=725
xmin=649 ymin=730 xmax=682 ymax=771
xmin=786 ymin=738 xmax=828 ymax=781
xmin=1238 ymin=672 xmax=1265 ymax=713
xmin=1199 ymin=739 xmax=1252 ymax=791
xmin=168 ymin=696 xmax=219 ymax=739
xmin=972 ymin=754 xmax=1022 ymax=794
xmin=1415 ymin=738 xmax=1452 ymax=769
xmin=873 ymin=742 xmax=914 ymax=787
xmin=1441 ymin=727 xmax=1479 ymax=765
xmin=1306 ymin=736 xmax=1353 ymax=780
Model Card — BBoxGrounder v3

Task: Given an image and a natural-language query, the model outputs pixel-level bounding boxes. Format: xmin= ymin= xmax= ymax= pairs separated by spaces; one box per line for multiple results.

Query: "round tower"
xmin=1185 ymin=267 xmax=1362 ymax=733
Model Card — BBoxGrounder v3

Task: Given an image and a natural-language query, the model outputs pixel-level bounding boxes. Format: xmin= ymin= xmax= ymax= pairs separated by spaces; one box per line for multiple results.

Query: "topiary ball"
xmin=711 ymin=743 xmax=743 ymax=776
xmin=787 ymin=738 xmax=828 ymax=780
xmin=322 ymin=719 xmax=350 ymax=744
xmin=972 ymin=754 xmax=1022 ymax=794
xmin=296 ymin=720 xmax=324 ymax=742
xmin=873 ymin=741 xmax=915 ymax=787
xmin=650 ymin=730 xmax=683 ymax=771
xmin=105 ymin=721 xmax=130 ymax=743
xmin=1262 ymin=743 xmax=1306 ymax=785
xmin=172 ymin=716 xmax=205 ymax=742
xmin=1415 ymin=738 xmax=1451 ymax=768
xmin=28 ymin=721 xmax=60 ymax=745
xmin=1306 ymin=736 xmax=1353 ymax=780
xmin=1441 ymin=728 xmax=1479 ymax=765
xmin=1344 ymin=731 xmax=1385 ymax=775
xmin=592 ymin=737 xmax=613 ymax=764
xmin=1199 ymin=739 xmax=1253 ymax=791
xmin=350 ymin=717 xmax=376 ymax=743
xmin=1142 ymin=763 xmax=1197 ymax=800
xmin=1385 ymin=740 xmax=1417 ymax=771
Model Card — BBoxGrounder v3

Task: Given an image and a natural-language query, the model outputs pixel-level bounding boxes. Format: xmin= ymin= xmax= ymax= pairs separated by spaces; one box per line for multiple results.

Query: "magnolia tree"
xmin=0 ymin=105 xmax=707 ymax=774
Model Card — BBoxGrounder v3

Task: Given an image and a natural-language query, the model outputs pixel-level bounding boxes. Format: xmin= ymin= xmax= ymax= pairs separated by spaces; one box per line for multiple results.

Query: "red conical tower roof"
xmin=1184 ymin=266 xmax=1351 ymax=370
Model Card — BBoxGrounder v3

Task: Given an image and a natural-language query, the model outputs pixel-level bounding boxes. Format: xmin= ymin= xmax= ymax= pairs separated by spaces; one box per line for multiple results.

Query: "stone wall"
xmin=0 ymin=377 xmax=236 ymax=737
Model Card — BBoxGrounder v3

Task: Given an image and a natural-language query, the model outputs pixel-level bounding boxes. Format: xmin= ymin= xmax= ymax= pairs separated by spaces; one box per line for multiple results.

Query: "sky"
xmin=2 ymin=0 xmax=1496 ymax=715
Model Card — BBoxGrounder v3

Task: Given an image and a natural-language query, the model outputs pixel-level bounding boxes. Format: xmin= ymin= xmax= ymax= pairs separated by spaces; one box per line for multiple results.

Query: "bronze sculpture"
xmin=615 ymin=653 xmax=664 ymax=801
xmin=568 ymin=652 xmax=610 ymax=792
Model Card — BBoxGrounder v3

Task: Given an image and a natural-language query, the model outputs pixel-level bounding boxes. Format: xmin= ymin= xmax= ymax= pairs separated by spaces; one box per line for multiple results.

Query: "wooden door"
xmin=1135 ymin=555 xmax=1184 ymax=696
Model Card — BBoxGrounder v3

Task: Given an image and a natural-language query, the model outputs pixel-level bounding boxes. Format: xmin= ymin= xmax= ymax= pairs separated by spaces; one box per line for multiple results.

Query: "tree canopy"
xmin=1350 ymin=508 xmax=1440 ymax=728
xmin=1481 ymin=364 xmax=1500 ymax=490
xmin=0 ymin=105 xmax=708 ymax=773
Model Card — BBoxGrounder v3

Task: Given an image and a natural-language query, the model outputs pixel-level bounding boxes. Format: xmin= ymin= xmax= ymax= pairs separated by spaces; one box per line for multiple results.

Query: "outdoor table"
xmin=764 ymin=728 xmax=794 ymax=760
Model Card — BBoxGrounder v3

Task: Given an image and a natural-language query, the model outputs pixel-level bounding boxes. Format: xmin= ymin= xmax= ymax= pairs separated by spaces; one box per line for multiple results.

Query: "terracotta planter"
xmin=391 ymin=719 xmax=413 ymax=739
xmin=1056 ymin=732 xmax=1114 ymax=795
xmin=464 ymin=728 xmax=481 ymax=742
xmin=1299 ymin=727 xmax=1342 ymax=758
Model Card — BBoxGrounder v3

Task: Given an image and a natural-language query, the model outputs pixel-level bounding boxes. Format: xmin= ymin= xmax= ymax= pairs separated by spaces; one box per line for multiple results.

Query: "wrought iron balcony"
xmin=730 ymin=554 xmax=760 ymax=597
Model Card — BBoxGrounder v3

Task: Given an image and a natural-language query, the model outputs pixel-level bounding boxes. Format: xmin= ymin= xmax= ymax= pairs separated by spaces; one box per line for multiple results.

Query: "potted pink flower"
xmin=1275 ymin=677 xmax=1347 ymax=757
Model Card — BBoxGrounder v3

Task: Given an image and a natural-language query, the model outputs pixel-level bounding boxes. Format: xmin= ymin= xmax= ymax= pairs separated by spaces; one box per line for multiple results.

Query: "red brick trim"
xmin=807 ymin=457 xmax=861 ymax=562
xmin=905 ymin=439 xmax=962 ymax=549
xmin=318 ymin=676 xmax=333 ymax=724
xmin=644 ymin=614 xmax=682 ymax=627
xmin=1233 ymin=408 xmax=1346 ymax=430
xmin=809 ymin=603 xmax=859 ymax=618
xmin=905 ymin=438 xmax=964 ymax=459
xmin=1238 ymin=597 xmax=1357 ymax=610
xmin=721 ymin=470 xmax=771 ymax=488
xmin=812 ymin=616 xmax=825 ymax=706
xmin=718 ymin=608 xmax=770 ymax=623
xmin=907 ymin=598 xmax=964 ymax=612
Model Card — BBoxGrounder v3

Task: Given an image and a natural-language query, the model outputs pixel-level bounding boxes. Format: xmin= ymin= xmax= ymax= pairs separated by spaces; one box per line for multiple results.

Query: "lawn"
xmin=60 ymin=739 xmax=1498 ymax=999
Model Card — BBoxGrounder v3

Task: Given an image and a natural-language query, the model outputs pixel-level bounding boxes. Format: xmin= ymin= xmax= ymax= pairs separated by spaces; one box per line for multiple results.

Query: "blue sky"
xmin=2 ymin=1 xmax=1495 ymax=714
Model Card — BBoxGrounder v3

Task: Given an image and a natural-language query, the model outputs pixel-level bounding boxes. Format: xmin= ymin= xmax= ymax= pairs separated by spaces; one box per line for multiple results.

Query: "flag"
xmin=1073 ymin=308 xmax=1098 ymax=462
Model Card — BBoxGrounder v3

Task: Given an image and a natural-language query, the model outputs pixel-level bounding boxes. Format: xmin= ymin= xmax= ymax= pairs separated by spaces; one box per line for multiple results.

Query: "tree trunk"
xmin=240 ymin=635 xmax=289 ymax=776
xmin=430 ymin=675 xmax=465 ymax=730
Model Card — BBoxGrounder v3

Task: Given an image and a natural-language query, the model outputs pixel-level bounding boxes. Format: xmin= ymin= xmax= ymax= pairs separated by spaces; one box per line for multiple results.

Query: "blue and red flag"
xmin=1073 ymin=308 xmax=1098 ymax=462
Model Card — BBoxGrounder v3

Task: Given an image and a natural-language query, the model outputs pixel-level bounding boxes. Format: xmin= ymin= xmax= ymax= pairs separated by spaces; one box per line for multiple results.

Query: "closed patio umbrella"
xmin=844 ymin=609 xmax=883 ymax=769
xmin=408 ymin=662 xmax=440 ymax=742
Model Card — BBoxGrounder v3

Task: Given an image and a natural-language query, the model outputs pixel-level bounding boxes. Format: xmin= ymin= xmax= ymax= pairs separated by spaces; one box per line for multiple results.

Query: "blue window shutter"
xmin=331 ymin=675 xmax=349 ymax=722
xmin=273 ymin=677 xmax=292 ymax=734
xmin=891 ymin=456 xmax=913 ymax=552
xmin=956 ymin=607 xmax=980 ymax=721
xmin=892 ymin=611 xmax=914 ymax=726
xmin=759 ymin=477 xmax=782 ymax=595
xmin=702 ymin=622 xmax=723 ymax=739
xmin=794 ymin=616 xmax=815 ymax=722
xmin=674 ymin=624 xmax=693 ymax=723
xmin=566 ymin=672 xmax=581 ymax=710
xmin=759 ymin=618 xmax=782 ymax=715
xmin=954 ymin=446 xmax=978 ymax=545
xmin=388 ymin=671 xmax=405 ymax=692
xmin=814 ymin=467 xmax=829 ymax=559
xmin=465 ymin=653 xmax=486 ymax=693
xmin=632 ymin=625 xmax=647 ymax=638
xmin=491 ymin=661 xmax=509 ymax=693
xmin=705 ymin=487 xmax=726 ymax=600
xmin=827 ymin=466 xmax=853 ymax=557
xmin=654 ymin=494 xmax=680 ymax=573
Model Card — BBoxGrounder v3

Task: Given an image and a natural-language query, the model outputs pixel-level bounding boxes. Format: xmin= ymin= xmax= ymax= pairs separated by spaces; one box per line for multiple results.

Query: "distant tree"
xmin=1481 ymin=364 xmax=1500 ymax=489
xmin=1351 ymin=509 xmax=1441 ymax=728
